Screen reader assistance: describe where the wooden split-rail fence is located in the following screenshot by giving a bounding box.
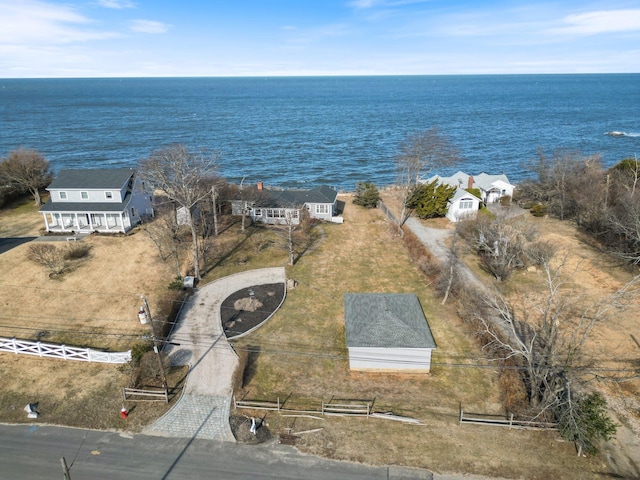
[122,387,169,403]
[459,404,556,430]
[0,337,131,364]
[233,394,422,424]
[234,395,372,417]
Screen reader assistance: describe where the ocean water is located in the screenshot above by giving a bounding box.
[0,75,638,190]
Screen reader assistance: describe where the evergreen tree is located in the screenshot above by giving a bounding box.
[557,392,617,456]
[405,180,456,219]
[353,181,380,208]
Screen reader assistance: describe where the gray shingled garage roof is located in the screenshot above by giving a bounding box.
[344,293,436,349]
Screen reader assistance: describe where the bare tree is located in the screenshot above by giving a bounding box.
[27,243,67,277]
[0,148,52,206]
[139,202,184,277]
[140,145,218,280]
[396,127,459,225]
[461,214,538,281]
[438,231,462,305]
[471,254,638,451]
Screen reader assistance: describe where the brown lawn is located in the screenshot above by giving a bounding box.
[0,193,637,478]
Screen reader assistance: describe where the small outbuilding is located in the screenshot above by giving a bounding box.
[344,293,436,372]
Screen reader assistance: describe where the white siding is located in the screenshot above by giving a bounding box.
[446,196,480,222]
[48,188,125,203]
[348,347,432,372]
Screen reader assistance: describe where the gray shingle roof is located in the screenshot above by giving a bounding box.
[344,293,436,349]
[47,168,135,190]
[266,185,337,208]
[39,197,131,213]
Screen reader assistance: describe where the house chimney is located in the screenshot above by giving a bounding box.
[467,176,474,190]
[257,181,263,190]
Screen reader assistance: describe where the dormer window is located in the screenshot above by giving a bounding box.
[105,191,113,199]
[81,191,88,199]
[59,192,67,200]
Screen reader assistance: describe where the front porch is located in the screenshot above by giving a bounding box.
[42,211,129,234]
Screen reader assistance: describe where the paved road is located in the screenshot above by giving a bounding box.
[0,424,442,480]
[0,423,504,480]
[144,267,287,442]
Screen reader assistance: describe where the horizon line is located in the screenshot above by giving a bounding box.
[2,72,639,80]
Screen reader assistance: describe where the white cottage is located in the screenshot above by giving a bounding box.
[40,168,153,234]
[344,293,436,372]
[424,171,515,222]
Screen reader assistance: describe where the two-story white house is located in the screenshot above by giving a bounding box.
[39,168,154,234]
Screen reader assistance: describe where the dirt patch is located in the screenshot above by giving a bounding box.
[229,414,272,443]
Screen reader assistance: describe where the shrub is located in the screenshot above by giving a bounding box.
[64,242,91,260]
[27,243,67,276]
[499,195,512,206]
[168,276,183,290]
[530,204,547,217]
[353,181,381,208]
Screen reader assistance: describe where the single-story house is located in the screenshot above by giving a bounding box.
[423,171,515,222]
[344,293,436,372]
[40,168,154,234]
[232,183,340,225]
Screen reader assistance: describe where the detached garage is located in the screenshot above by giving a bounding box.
[344,293,436,372]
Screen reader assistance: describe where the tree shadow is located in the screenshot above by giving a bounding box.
[242,345,261,388]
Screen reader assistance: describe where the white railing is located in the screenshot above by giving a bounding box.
[0,337,131,364]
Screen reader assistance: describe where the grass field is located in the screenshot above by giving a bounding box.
[0,194,631,478]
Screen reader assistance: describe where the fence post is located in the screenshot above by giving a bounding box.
[37,341,42,357]
[509,413,514,429]
[12,338,17,354]
[122,388,127,403]
[277,397,280,412]
[321,401,324,415]
[459,402,462,425]
[164,388,169,404]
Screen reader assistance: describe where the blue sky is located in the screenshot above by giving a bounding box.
[1,0,639,77]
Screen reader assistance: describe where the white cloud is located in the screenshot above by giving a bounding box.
[349,0,431,10]
[0,0,120,44]
[97,0,136,9]
[129,19,171,34]
[554,9,640,35]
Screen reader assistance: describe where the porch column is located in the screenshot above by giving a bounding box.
[103,213,109,231]
[42,213,50,232]
[87,213,94,231]
[73,213,79,230]
[119,212,125,233]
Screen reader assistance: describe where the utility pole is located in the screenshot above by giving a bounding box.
[60,457,71,480]
[141,295,168,389]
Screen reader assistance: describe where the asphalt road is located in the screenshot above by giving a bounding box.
[0,424,436,480]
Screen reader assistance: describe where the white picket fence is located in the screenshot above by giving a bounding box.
[0,337,131,364]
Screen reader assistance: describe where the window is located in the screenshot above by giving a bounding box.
[315,204,329,215]
[81,191,88,199]
[59,192,67,200]
[105,191,113,199]
[459,199,474,210]
[266,208,286,218]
